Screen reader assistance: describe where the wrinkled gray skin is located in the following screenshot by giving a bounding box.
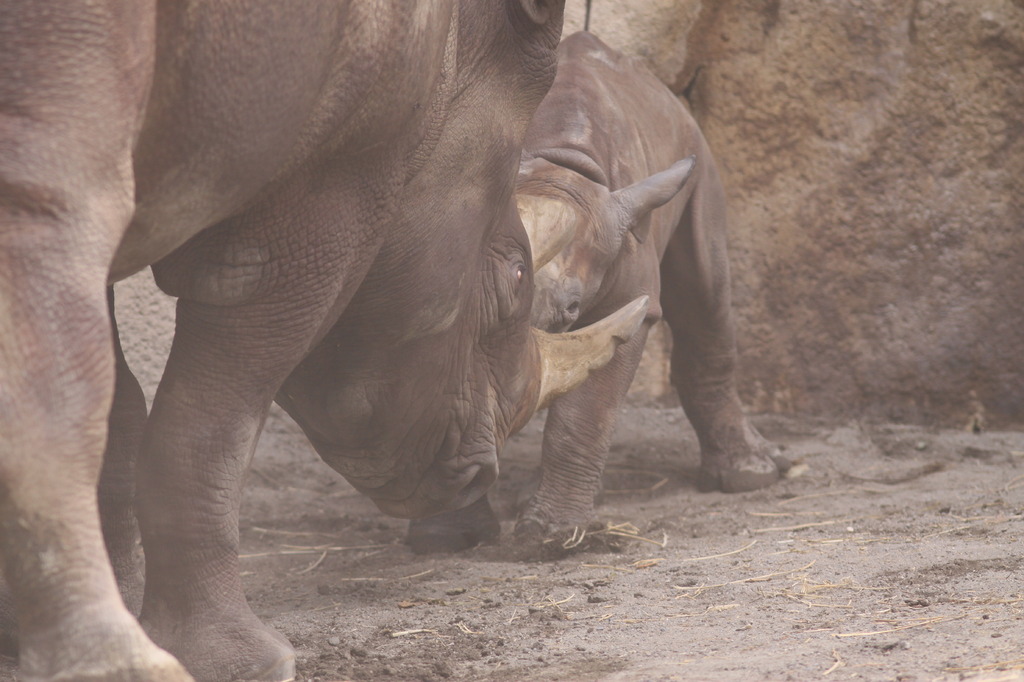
[408,32,785,553]
[0,2,569,680]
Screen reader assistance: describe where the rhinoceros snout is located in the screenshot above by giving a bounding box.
[444,461,498,513]
[531,283,582,333]
[369,458,498,520]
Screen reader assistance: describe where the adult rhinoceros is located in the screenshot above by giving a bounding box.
[0,4,647,681]
[407,31,787,553]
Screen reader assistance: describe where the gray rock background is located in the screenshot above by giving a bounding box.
[117,0,1024,429]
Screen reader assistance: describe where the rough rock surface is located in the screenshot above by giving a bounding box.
[567,0,1024,427]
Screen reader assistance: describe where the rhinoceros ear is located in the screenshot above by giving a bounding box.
[518,194,578,270]
[610,156,696,244]
[532,295,649,411]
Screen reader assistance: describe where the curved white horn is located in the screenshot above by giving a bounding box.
[533,295,650,411]
[517,194,578,270]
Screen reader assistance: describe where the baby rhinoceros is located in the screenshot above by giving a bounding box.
[408,31,787,553]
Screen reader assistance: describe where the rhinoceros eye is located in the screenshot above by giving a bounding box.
[494,258,526,324]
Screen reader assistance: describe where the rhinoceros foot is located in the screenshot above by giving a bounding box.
[513,507,594,541]
[18,605,192,682]
[405,495,501,554]
[512,474,599,543]
[510,517,620,560]
[22,651,191,682]
[514,487,601,541]
[142,607,293,682]
[697,422,790,493]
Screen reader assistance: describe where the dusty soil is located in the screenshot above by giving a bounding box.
[243,405,1023,682]
[4,405,1023,681]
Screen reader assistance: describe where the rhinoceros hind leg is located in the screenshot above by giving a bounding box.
[659,163,786,494]
[696,420,790,493]
[406,495,501,554]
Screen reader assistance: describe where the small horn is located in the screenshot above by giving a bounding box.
[518,194,578,270]
[611,156,696,243]
[533,295,650,411]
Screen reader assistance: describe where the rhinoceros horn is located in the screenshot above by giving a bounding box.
[609,156,696,244]
[517,194,578,270]
[533,295,649,411]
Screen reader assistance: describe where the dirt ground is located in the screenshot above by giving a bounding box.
[238,404,1023,682]
[3,404,1022,681]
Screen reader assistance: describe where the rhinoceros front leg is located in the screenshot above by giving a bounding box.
[138,186,377,682]
[0,290,149,661]
[516,320,652,537]
[660,172,786,493]
[0,270,185,682]
[0,2,191,679]
[136,313,294,682]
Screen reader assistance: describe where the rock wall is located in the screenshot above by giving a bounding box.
[572,0,1024,427]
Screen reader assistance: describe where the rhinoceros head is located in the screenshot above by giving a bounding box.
[276,195,648,519]
[273,0,649,519]
[517,154,696,332]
